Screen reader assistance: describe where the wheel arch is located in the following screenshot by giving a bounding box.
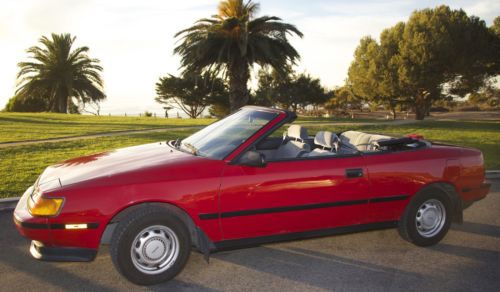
[100,201,215,259]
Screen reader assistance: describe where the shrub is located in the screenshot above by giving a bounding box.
[456,106,481,112]
[430,106,450,112]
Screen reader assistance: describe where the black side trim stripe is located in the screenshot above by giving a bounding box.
[369,195,409,203]
[221,199,369,219]
[16,221,49,229]
[214,221,399,251]
[199,195,409,220]
[199,213,219,220]
[50,223,99,229]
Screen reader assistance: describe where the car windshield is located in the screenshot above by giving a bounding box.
[179,108,279,160]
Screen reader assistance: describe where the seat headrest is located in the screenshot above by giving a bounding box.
[314,131,339,149]
[287,125,308,141]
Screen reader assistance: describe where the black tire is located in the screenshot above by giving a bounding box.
[110,206,191,285]
[398,188,452,246]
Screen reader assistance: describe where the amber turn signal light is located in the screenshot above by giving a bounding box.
[28,196,64,216]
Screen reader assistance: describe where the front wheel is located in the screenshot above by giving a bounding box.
[110,207,191,285]
[398,189,452,246]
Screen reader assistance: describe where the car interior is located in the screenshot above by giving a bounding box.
[254,124,427,161]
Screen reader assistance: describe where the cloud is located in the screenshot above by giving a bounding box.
[289,13,404,88]
[461,0,500,24]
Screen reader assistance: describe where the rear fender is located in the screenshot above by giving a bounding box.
[416,182,463,223]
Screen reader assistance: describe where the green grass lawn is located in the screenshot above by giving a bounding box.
[1,116,498,198]
[0,129,193,198]
[0,112,214,143]
[0,112,387,144]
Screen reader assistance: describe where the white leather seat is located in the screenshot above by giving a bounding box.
[273,125,310,159]
[309,131,339,157]
[340,131,392,151]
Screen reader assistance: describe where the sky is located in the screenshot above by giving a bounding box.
[0,0,498,116]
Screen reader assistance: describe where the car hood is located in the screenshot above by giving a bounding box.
[37,142,192,191]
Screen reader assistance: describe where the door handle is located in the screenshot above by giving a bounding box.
[345,168,363,178]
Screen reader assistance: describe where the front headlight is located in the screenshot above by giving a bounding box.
[28,190,64,217]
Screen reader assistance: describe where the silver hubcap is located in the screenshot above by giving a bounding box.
[130,225,179,275]
[415,199,446,238]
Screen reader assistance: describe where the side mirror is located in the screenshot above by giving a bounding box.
[238,150,267,168]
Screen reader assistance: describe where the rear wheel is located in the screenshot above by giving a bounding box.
[110,207,190,285]
[398,189,452,246]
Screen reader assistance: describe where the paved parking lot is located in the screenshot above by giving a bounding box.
[1,180,499,291]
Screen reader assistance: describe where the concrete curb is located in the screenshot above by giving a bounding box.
[486,170,500,179]
[0,197,20,212]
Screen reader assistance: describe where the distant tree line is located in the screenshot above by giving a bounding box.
[157,3,499,120]
[3,1,499,121]
[156,66,332,118]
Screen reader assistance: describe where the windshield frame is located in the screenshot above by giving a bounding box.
[177,106,291,161]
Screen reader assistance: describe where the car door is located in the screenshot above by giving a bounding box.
[217,155,370,240]
[363,150,431,223]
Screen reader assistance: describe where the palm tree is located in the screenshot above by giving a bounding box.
[174,0,303,112]
[16,33,105,113]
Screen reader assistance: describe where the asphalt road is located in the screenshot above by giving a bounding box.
[1,181,499,291]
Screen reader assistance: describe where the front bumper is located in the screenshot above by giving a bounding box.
[13,186,100,261]
[30,240,97,262]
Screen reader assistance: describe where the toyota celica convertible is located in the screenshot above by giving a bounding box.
[14,106,490,285]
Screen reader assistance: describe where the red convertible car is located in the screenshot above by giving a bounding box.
[14,106,490,285]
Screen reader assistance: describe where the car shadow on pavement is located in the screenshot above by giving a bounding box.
[431,243,500,263]
[149,279,217,292]
[452,222,500,238]
[0,247,116,291]
[0,212,115,291]
[0,211,215,291]
[213,244,426,291]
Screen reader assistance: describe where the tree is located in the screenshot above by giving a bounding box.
[252,68,279,107]
[208,96,231,118]
[468,86,499,108]
[155,73,228,119]
[348,6,498,120]
[325,86,363,115]
[4,93,81,113]
[4,94,49,112]
[280,73,329,112]
[79,100,101,116]
[377,23,406,119]
[254,68,329,112]
[16,33,105,113]
[174,0,303,113]
[397,6,498,119]
[492,16,500,35]
[348,24,405,120]
[347,37,385,115]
